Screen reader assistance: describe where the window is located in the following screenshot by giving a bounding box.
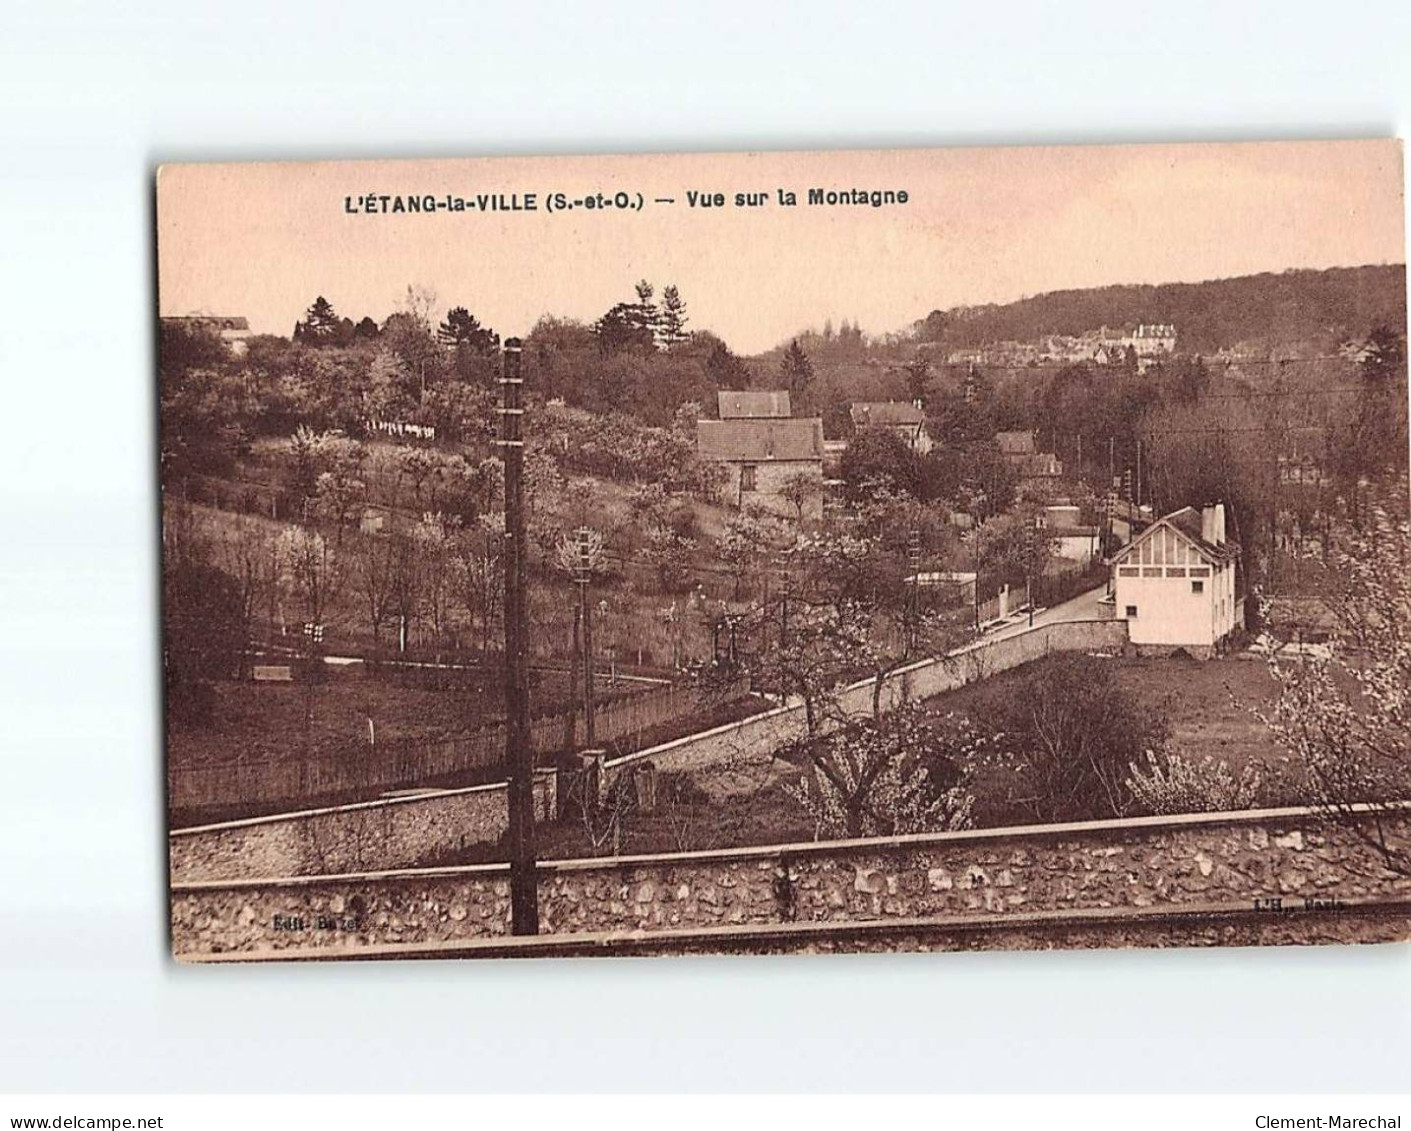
[1191,580,1204,594]
[1125,605,1138,618]
[740,464,757,492]
[1118,567,1139,577]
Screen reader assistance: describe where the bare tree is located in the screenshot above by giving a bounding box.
[726,493,976,834]
[351,532,397,650]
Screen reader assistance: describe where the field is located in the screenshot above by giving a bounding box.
[166,664,586,770]
[933,650,1290,778]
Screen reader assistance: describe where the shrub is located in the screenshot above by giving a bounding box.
[1126,748,1263,816]
[984,654,1168,822]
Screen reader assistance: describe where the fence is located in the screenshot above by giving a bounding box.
[177,473,296,521]
[169,677,749,820]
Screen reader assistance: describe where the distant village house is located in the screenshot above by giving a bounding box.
[996,430,1063,480]
[1043,504,1101,567]
[162,314,252,355]
[849,401,934,454]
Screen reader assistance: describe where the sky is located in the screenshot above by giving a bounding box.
[157,140,1405,355]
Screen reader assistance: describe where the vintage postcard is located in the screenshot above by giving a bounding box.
[158,141,1409,962]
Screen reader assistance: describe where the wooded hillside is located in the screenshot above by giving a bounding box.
[918,265,1406,355]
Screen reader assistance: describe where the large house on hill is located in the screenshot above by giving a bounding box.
[850,401,934,454]
[161,314,252,355]
[697,416,825,520]
[1109,503,1242,658]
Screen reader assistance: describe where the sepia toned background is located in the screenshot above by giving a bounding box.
[158,142,1403,353]
[5,0,1411,1098]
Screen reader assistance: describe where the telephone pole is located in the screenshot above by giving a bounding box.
[576,526,597,748]
[905,528,922,657]
[498,338,538,935]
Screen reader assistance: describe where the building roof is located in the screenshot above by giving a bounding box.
[717,390,792,419]
[850,401,925,428]
[697,418,824,462]
[1111,505,1241,566]
[163,315,251,332]
[996,430,1036,455]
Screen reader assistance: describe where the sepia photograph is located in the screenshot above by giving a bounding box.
[156,141,1410,963]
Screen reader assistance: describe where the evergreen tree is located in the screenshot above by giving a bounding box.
[295,296,340,343]
[903,356,932,406]
[595,282,660,355]
[1355,325,1408,475]
[780,339,814,402]
[658,284,689,348]
[437,306,500,355]
[704,337,750,389]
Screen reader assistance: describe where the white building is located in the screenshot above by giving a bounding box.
[1109,503,1241,658]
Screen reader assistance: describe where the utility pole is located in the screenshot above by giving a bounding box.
[1135,438,1143,511]
[576,526,596,748]
[906,528,922,657]
[1026,516,1043,627]
[498,338,538,936]
[1269,361,1289,597]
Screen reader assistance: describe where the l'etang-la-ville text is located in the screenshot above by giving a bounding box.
[1256,1117,1402,1128]
[343,187,910,214]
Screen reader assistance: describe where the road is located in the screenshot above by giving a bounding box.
[980,582,1111,642]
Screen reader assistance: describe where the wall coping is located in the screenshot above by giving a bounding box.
[176,894,1411,963]
[171,799,1411,894]
[170,768,557,838]
[602,613,1122,772]
[602,697,797,770]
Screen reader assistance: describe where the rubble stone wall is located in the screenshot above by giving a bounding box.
[170,772,556,883]
[172,805,1411,957]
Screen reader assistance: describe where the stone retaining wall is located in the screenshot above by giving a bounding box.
[605,617,1128,780]
[186,900,1411,961]
[169,618,1125,884]
[170,772,556,883]
[171,804,1411,957]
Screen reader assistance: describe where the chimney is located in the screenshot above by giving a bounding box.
[1202,503,1226,546]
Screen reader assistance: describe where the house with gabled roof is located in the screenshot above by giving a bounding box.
[162,314,252,355]
[1108,503,1242,657]
[697,416,825,520]
[996,430,1063,480]
[850,401,934,454]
